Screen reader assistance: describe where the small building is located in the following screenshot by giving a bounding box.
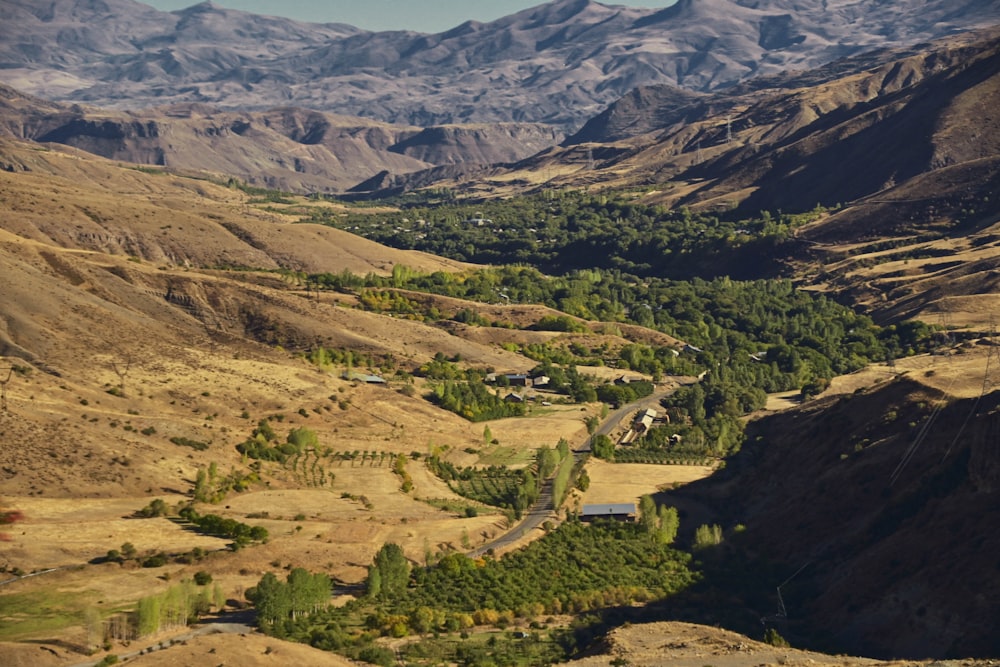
[504,374,530,387]
[634,408,657,432]
[504,392,525,403]
[532,375,551,388]
[486,372,530,387]
[342,371,387,384]
[580,503,637,523]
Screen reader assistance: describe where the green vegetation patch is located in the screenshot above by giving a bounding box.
[176,507,268,550]
[0,586,99,642]
[307,191,818,279]
[169,436,209,451]
[430,459,526,509]
[249,520,696,664]
[307,266,931,458]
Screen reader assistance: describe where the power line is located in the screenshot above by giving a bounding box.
[889,371,960,487]
[941,322,1000,462]
[891,322,997,485]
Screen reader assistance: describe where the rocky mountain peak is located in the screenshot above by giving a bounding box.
[1,0,997,130]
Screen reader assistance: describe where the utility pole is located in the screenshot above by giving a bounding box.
[111,354,132,398]
[981,319,1000,397]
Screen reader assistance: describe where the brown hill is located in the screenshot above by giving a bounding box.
[532,25,1000,214]
[0,137,470,275]
[668,357,1000,658]
[3,0,998,131]
[0,87,562,193]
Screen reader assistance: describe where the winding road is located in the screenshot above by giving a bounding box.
[468,385,682,557]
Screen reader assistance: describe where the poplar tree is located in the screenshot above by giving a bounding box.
[657,506,679,545]
[368,543,411,601]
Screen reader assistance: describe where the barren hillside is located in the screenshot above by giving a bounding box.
[2,0,998,130]
[665,347,1000,657]
[0,89,561,192]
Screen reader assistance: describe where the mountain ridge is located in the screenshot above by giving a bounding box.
[2,0,999,130]
[0,85,562,191]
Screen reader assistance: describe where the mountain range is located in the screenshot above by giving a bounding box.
[2,0,1000,131]
[0,85,561,191]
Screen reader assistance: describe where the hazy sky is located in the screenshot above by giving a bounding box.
[141,1,679,33]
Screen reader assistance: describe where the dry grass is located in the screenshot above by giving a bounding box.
[0,496,225,571]
[122,632,361,667]
[577,459,715,508]
[562,620,914,667]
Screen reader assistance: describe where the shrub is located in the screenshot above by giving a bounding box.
[141,552,169,568]
[136,498,169,518]
[763,627,790,647]
[170,436,209,451]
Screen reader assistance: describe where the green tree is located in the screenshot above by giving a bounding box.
[136,498,169,518]
[193,467,210,502]
[591,434,614,460]
[136,595,161,637]
[639,495,658,536]
[557,438,570,459]
[286,427,318,453]
[120,542,137,560]
[764,627,790,647]
[286,567,331,618]
[657,506,679,545]
[368,543,411,601]
[536,446,559,480]
[693,523,723,550]
[250,572,291,625]
[411,605,437,634]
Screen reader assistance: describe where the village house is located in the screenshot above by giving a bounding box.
[342,371,387,384]
[580,503,637,523]
[486,372,531,387]
[634,408,657,433]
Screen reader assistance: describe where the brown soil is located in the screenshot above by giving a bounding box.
[563,621,931,667]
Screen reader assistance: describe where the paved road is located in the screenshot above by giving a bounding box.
[586,386,680,450]
[468,385,680,557]
[0,566,67,587]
